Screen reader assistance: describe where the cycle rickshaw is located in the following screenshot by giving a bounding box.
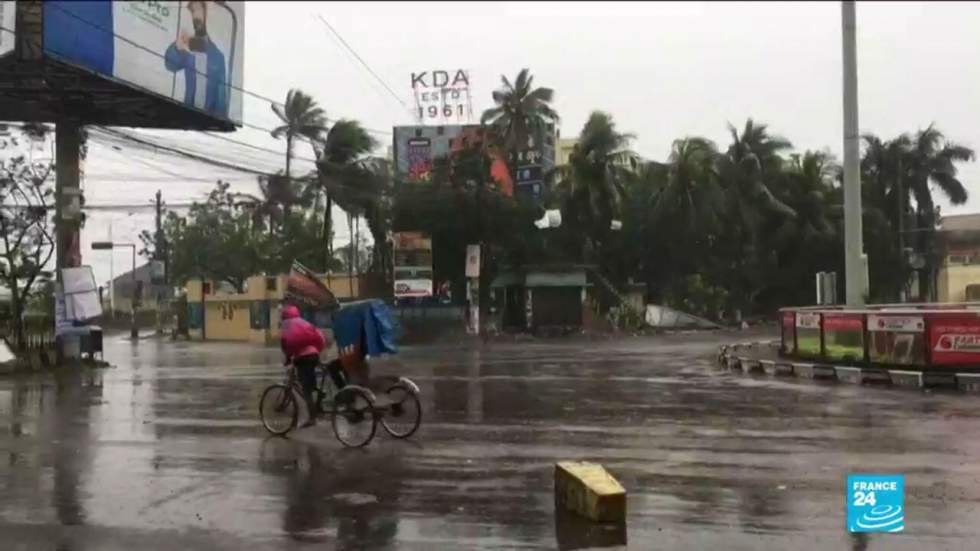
[258,264,421,447]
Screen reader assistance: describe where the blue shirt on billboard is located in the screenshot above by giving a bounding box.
[164,39,228,119]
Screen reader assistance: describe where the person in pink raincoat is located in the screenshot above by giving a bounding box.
[280,304,327,427]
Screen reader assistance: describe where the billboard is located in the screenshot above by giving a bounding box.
[43,1,244,125]
[0,0,14,58]
[393,231,433,299]
[393,125,516,196]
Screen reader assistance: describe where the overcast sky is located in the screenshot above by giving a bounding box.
[78,0,980,288]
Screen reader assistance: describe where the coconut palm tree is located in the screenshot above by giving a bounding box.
[902,125,975,299]
[557,111,636,259]
[313,119,378,269]
[270,89,328,179]
[480,68,559,177]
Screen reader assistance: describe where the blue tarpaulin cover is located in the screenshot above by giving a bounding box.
[332,299,398,357]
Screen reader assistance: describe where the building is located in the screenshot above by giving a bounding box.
[105,262,172,315]
[936,213,980,302]
[489,264,592,332]
[556,137,637,170]
[557,137,578,167]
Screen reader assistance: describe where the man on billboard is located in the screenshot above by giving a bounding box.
[164,1,228,118]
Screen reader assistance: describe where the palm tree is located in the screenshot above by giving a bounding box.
[314,120,379,269]
[716,119,796,318]
[651,137,724,248]
[557,111,636,259]
[903,125,975,299]
[271,89,328,179]
[480,68,559,179]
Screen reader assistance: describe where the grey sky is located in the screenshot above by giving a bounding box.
[79,0,980,287]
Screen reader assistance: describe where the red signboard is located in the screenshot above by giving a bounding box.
[930,314,980,365]
[823,314,863,332]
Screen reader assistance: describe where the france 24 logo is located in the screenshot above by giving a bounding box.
[847,474,904,533]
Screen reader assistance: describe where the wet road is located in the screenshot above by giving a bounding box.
[2,331,980,550]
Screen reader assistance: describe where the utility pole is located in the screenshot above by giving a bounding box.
[154,189,163,335]
[55,121,83,360]
[841,0,866,306]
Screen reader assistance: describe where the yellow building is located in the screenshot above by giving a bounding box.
[557,138,578,167]
[936,213,980,302]
[185,273,365,344]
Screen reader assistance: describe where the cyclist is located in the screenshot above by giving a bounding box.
[280,304,327,427]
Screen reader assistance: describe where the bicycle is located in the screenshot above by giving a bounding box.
[259,361,422,448]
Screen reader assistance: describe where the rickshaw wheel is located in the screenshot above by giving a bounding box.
[259,384,299,436]
[380,383,422,439]
[331,386,377,448]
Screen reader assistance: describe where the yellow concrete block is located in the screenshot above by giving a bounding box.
[555,461,626,522]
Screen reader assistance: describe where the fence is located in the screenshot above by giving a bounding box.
[780,302,980,370]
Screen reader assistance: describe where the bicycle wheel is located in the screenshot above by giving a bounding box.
[330,386,377,448]
[380,383,422,439]
[259,384,299,436]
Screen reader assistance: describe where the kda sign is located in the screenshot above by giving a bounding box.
[411,69,473,124]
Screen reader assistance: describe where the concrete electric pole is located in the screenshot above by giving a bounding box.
[841,0,866,306]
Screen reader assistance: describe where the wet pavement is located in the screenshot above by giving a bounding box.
[2,330,980,550]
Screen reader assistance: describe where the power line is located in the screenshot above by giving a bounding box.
[315,14,409,112]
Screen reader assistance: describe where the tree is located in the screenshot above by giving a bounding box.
[556,111,637,262]
[716,119,796,318]
[859,126,975,300]
[271,89,328,217]
[905,124,975,299]
[142,182,270,292]
[481,68,559,180]
[313,119,379,268]
[0,127,56,351]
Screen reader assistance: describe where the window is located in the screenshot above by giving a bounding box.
[266,277,277,291]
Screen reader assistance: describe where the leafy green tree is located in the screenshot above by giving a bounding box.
[0,128,55,350]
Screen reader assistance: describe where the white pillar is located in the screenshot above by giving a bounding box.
[842,0,866,306]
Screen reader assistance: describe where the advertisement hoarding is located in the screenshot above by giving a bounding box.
[868,314,925,366]
[43,1,244,125]
[393,232,433,299]
[393,125,515,195]
[781,311,795,354]
[0,0,14,58]
[795,312,821,355]
[930,314,980,365]
[822,313,864,361]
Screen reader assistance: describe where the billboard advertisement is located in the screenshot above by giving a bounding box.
[393,231,433,299]
[0,0,14,58]
[43,1,244,125]
[868,314,925,366]
[822,313,863,361]
[393,125,514,195]
[930,313,980,366]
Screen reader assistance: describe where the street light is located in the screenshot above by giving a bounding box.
[92,241,138,340]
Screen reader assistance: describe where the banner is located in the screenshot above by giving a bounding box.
[0,0,14,58]
[43,1,244,124]
[284,261,337,309]
[930,314,980,365]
